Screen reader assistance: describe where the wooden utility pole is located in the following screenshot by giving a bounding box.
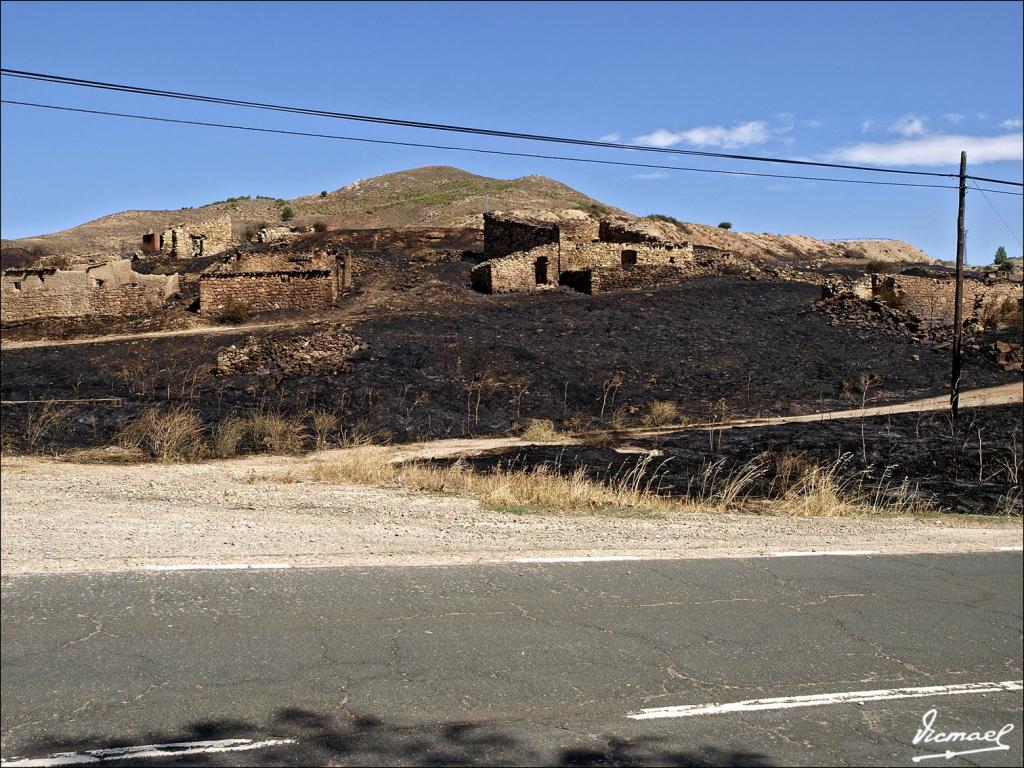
[950,151,967,422]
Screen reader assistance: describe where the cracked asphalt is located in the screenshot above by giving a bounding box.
[1,552,1021,766]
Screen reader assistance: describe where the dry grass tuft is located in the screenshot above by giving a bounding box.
[519,418,562,443]
[213,416,248,459]
[309,409,340,450]
[247,412,306,454]
[643,400,681,427]
[117,406,207,462]
[309,448,671,517]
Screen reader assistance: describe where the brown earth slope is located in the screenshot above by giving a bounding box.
[1,166,934,267]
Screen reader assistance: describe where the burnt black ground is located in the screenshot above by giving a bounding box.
[1,268,1014,442]
[437,405,1024,515]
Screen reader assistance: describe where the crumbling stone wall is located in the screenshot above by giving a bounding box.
[143,215,232,258]
[199,270,338,316]
[471,244,559,293]
[483,213,559,259]
[473,214,694,294]
[1,259,179,323]
[586,265,691,293]
[865,272,1022,323]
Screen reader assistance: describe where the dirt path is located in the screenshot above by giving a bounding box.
[332,383,1022,464]
[0,317,319,350]
[1,453,1019,575]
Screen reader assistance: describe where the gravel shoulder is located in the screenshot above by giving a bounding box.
[2,454,1020,575]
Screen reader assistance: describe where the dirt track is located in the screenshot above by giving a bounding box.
[371,383,1023,463]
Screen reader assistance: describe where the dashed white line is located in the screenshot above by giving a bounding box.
[770,550,878,558]
[0,738,296,767]
[143,563,292,572]
[511,556,643,563]
[626,680,1023,720]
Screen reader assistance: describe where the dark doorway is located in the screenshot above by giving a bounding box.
[621,250,637,268]
[535,256,549,284]
[141,233,157,253]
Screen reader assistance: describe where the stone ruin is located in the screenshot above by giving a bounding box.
[141,215,232,259]
[470,213,712,294]
[0,258,179,323]
[842,269,1022,325]
[198,248,353,317]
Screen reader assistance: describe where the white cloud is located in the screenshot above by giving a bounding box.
[824,133,1024,166]
[631,171,669,180]
[632,121,772,149]
[861,118,876,133]
[802,119,824,129]
[597,132,621,142]
[1000,118,1023,130]
[889,113,929,137]
[976,112,989,120]
[944,113,964,124]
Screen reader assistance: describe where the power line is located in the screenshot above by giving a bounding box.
[6,99,1020,196]
[4,67,1020,187]
[970,179,1024,249]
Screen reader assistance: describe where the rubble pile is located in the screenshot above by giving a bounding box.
[215,325,366,378]
[810,290,1023,372]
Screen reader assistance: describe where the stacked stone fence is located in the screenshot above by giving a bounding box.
[199,270,337,316]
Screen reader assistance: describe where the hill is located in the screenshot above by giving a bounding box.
[1,165,933,267]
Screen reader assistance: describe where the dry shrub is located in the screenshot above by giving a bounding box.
[644,400,680,427]
[213,416,248,459]
[520,418,561,442]
[23,403,69,454]
[117,406,207,462]
[247,411,306,454]
[979,297,1023,330]
[217,299,253,325]
[309,409,339,450]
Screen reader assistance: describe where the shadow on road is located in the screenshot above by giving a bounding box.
[12,707,776,766]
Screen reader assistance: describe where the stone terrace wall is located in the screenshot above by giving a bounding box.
[199,271,337,316]
[483,214,559,260]
[869,273,1022,322]
[587,264,688,293]
[1,259,178,323]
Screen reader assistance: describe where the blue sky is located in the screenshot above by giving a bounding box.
[1,1,1021,264]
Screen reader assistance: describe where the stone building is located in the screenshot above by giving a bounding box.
[198,249,353,317]
[1,258,179,323]
[855,269,1022,324]
[141,215,232,259]
[470,213,693,294]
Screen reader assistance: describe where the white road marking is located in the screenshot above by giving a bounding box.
[143,563,292,572]
[511,556,643,563]
[627,680,1023,720]
[0,738,295,767]
[998,546,1023,552]
[770,550,878,557]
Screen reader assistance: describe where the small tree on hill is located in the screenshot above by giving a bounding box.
[320,191,328,198]
[994,245,1010,269]
[717,221,732,230]
[281,206,295,222]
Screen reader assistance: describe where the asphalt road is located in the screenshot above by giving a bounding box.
[2,552,1021,767]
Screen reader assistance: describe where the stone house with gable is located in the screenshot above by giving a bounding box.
[198,248,353,317]
[141,215,232,259]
